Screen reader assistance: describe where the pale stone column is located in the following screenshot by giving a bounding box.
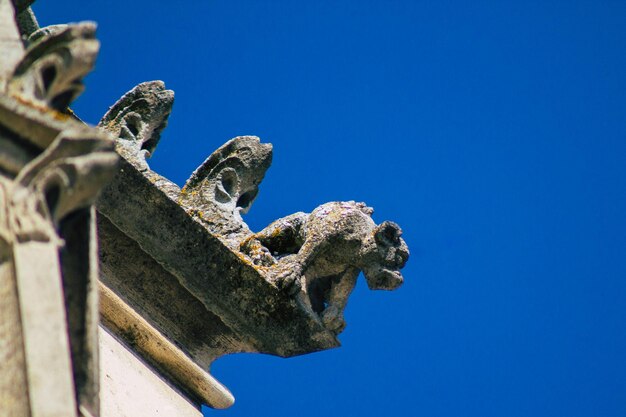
[0,2,118,414]
[13,240,78,417]
[0,180,30,417]
[0,0,24,89]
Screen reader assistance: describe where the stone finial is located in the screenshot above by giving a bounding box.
[99,81,174,169]
[7,22,99,112]
[179,136,273,240]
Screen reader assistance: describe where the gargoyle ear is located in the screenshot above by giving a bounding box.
[214,167,239,204]
[374,221,402,246]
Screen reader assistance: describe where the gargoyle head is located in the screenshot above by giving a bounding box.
[181,136,272,232]
[359,221,409,290]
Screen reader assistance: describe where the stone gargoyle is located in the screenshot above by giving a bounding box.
[241,201,409,334]
[100,82,409,335]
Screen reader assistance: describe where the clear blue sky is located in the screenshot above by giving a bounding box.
[35,1,626,416]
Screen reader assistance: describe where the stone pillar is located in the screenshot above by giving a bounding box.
[0,2,118,416]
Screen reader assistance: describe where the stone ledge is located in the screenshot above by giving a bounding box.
[99,283,234,409]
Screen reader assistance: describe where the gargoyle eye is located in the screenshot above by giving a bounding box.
[221,170,237,196]
[119,113,143,141]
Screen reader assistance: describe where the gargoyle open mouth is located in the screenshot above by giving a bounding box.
[236,187,258,214]
[366,267,404,291]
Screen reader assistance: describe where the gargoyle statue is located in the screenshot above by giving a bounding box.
[242,201,409,334]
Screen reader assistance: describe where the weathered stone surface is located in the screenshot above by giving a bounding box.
[98,214,249,368]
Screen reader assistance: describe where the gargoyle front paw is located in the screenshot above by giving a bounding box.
[240,237,276,267]
[252,246,275,267]
[321,305,346,334]
[274,269,302,296]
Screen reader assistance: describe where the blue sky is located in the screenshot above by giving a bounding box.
[35,1,626,416]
